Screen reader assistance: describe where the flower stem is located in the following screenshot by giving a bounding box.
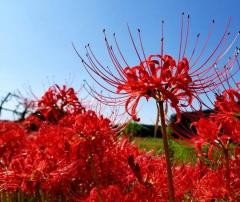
[90,154,103,202]
[154,101,160,138]
[158,101,175,202]
[223,148,231,195]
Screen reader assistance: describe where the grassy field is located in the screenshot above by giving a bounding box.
[133,137,196,164]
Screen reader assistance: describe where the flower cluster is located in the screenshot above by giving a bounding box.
[0,84,240,201]
[0,85,193,201]
[23,85,85,131]
[192,88,240,155]
[189,87,240,201]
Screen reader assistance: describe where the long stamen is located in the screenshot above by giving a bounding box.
[86,43,122,83]
[73,44,126,94]
[182,14,190,58]
[190,19,215,68]
[197,76,215,107]
[160,20,165,69]
[138,29,152,75]
[223,66,233,89]
[85,48,122,85]
[84,82,128,106]
[189,33,200,63]
[178,12,185,62]
[113,33,129,67]
[82,61,121,94]
[217,31,240,61]
[127,24,142,62]
[102,30,127,81]
[190,18,232,76]
[214,65,227,91]
[192,45,239,90]
[137,29,147,62]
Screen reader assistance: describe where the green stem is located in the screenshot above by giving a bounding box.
[158,101,175,202]
[154,101,160,138]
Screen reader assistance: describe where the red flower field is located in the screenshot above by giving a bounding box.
[0,83,239,201]
[1,14,240,201]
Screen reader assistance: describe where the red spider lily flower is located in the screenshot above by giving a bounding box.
[192,87,240,148]
[190,154,240,201]
[192,118,221,145]
[73,14,240,122]
[37,85,85,120]
[192,168,231,201]
[189,87,240,199]
[0,122,25,167]
[23,85,85,129]
[212,88,240,142]
[116,54,193,122]
[191,103,239,159]
[215,87,240,120]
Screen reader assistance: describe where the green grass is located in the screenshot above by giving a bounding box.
[133,137,196,164]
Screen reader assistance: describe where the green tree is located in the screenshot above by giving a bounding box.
[124,121,142,140]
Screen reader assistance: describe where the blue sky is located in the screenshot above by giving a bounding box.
[0,0,239,123]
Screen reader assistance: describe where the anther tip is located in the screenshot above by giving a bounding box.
[161,20,164,24]
[197,33,200,37]
[137,28,140,32]
[212,19,215,23]
[103,29,106,33]
[187,14,190,19]
[182,12,185,15]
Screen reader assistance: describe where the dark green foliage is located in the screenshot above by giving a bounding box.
[124,122,162,138]
[169,110,213,139]
[124,121,142,138]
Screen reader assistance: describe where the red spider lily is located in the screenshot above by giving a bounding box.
[189,86,240,201]
[215,87,240,120]
[190,153,240,201]
[23,85,85,130]
[192,118,221,147]
[171,84,240,142]
[37,85,85,120]
[192,168,231,201]
[213,88,240,143]
[73,15,240,122]
[116,54,193,122]
[0,122,25,167]
[191,87,240,152]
